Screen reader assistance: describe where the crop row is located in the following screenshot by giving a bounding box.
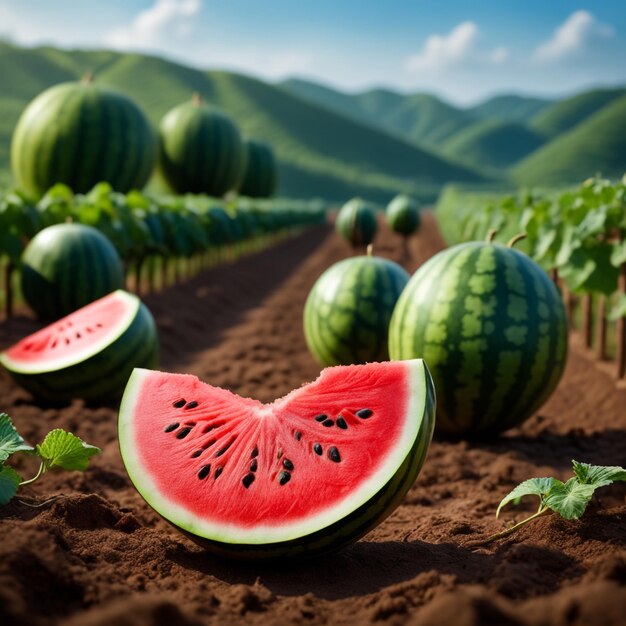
[0,182,327,316]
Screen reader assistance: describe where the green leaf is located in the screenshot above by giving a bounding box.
[0,464,22,505]
[543,478,596,520]
[496,477,558,517]
[35,429,101,471]
[572,460,626,488]
[0,413,33,462]
[609,295,626,321]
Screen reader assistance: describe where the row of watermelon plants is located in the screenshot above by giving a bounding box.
[0,183,327,318]
[437,175,626,378]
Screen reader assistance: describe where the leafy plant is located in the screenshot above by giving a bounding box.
[479,460,626,544]
[0,413,100,505]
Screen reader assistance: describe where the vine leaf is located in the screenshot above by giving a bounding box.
[543,478,596,520]
[572,460,626,488]
[496,477,557,517]
[0,465,22,505]
[36,430,101,471]
[0,413,33,462]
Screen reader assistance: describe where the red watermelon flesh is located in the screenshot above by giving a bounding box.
[118,359,435,557]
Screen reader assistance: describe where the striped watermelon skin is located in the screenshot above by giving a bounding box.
[389,242,568,436]
[7,301,158,402]
[238,140,278,198]
[386,194,421,236]
[304,256,410,366]
[11,82,156,198]
[180,370,435,560]
[21,224,124,320]
[159,99,246,196]
[335,198,378,247]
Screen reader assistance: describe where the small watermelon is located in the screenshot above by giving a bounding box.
[386,195,421,236]
[238,140,278,198]
[118,359,435,559]
[389,241,568,437]
[0,290,158,401]
[21,223,124,320]
[304,255,409,366]
[11,78,156,198]
[158,95,246,196]
[335,198,378,247]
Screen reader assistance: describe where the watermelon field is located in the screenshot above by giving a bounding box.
[1,212,625,626]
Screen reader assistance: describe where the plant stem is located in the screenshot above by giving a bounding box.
[472,506,552,546]
[19,462,45,486]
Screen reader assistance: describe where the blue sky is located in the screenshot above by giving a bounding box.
[1,1,625,104]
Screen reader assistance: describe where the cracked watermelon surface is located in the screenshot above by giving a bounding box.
[118,359,435,559]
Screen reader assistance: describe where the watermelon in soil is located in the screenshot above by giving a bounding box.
[0,290,158,401]
[118,359,435,559]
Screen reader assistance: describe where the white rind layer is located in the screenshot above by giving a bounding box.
[118,359,429,545]
[0,290,140,374]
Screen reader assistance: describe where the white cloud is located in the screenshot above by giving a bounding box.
[103,0,202,50]
[534,10,613,62]
[405,21,508,73]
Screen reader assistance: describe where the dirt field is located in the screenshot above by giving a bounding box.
[1,214,625,626]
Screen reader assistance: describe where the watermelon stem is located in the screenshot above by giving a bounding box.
[366,244,373,257]
[486,229,498,242]
[507,233,527,248]
[19,461,46,486]
[472,505,551,546]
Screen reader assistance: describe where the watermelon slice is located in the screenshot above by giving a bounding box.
[0,290,158,401]
[118,359,435,559]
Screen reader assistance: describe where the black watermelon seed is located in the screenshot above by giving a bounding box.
[172,399,186,408]
[356,408,373,419]
[278,471,291,485]
[328,447,341,463]
[176,427,192,439]
[164,423,179,433]
[242,474,255,488]
[322,419,334,427]
[313,443,322,455]
[184,401,199,410]
[283,458,294,471]
[277,450,283,459]
[251,446,258,458]
[250,459,258,472]
[314,414,328,422]
[214,467,223,479]
[204,439,216,448]
[197,465,211,479]
[203,425,214,434]
[294,431,302,441]
[215,441,233,457]
[191,449,203,458]
[336,417,348,429]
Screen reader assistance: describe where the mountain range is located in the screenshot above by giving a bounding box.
[0,41,625,203]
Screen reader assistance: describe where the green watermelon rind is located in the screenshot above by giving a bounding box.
[118,359,435,552]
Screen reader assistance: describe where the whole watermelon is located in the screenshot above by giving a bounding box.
[239,140,278,198]
[389,241,568,437]
[159,95,246,196]
[21,223,124,320]
[386,194,421,236]
[335,198,378,247]
[11,79,156,198]
[304,255,409,365]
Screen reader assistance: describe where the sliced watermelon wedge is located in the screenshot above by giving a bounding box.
[118,360,435,559]
[0,290,158,401]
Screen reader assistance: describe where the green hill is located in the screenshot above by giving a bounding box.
[530,88,626,138]
[469,95,551,124]
[0,44,485,203]
[514,94,626,186]
[441,119,546,170]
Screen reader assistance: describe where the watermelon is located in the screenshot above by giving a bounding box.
[335,198,378,247]
[11,79,156,198]
[159,95,246,196]
[238,140,278,198]
[388,241,568,437]
[0,290,158,402]
[21,223,124,320]
[304,255,409,366]
[118,359,435,559]
[386,195,421,236]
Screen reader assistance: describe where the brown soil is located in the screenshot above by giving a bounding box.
[1,214,625,626]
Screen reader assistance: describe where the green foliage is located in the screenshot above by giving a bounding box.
[0,413,101,505]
